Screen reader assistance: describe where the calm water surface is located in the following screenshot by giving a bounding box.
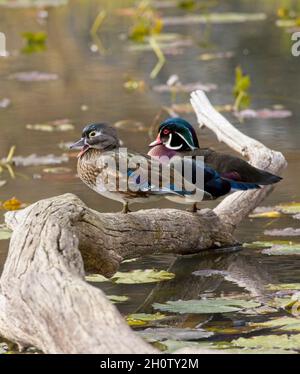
[0,0,300,350]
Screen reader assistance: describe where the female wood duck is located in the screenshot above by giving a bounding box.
[148,117,281,211]
[70,123,210,213]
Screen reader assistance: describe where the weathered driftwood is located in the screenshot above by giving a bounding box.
[0,90,287,353]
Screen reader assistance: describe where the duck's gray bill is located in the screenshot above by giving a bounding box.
[70,138,85,149]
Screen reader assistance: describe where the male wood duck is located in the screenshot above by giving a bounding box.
[70,123,209,213]
[148,117,281,211]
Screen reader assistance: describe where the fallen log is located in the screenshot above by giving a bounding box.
[0,90,287,353]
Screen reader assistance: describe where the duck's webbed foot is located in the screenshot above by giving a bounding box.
[121,202,131,214]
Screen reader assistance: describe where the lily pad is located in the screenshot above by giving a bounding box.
[153,81,217,93]
[26,119,74,132]
[244,240,295,249]
[138,327,213,342]
[0,98,11,108]
[9,71,58,82]
[249,211,282,218]
[1,197,23,211]
[0,225,11,240]
[12,154,68,167]
[107,295,129,304]
[153,298,260,314]
[112,269,175,284]
[198,51,234,61]
[126,312,166,326]
[0,0,68,7]
[22,31,47,54]
[236,108,292,120]
[85,274,108,283]
[262,243,300,255]
[277,203,300,215]
[267,283,300,291]
[158,339,215,353]
[162,13,267,26]
[42,167,72,174]
[250,317,300,332]
[264,228,300,237]
[231,334,300,352]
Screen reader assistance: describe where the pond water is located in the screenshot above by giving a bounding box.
[0,0,300,353]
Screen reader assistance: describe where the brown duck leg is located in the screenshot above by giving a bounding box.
[188,202,198,213]
[121,202,131,214]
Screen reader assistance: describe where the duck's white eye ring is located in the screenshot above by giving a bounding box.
[89,131,97,138]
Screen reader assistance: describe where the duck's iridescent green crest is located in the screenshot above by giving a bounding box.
[150,117,199,151]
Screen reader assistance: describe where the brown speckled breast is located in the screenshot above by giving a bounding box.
[77,148,104,188]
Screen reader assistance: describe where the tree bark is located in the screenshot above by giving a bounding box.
[0,90,287,353]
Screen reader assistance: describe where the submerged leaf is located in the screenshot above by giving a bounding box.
[112,269,175,284]
[153,298,260,314]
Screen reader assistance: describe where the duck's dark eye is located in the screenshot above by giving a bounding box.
[89,131,97,138]
[163,129,170,135]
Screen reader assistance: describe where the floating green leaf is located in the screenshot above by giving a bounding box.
[158,339,215,353]
[277,203,300,215]
[243,240,297,249]
[153,298,260,314]
[139,327,213,342]
[107,295,129,304]
[0,225,11,240]
[233,66,251,111]
[85,274,108,283]
[231,334,300,352]
[112,269,175,284]
[250,317,300,332]
[262,243,300,255]
[267,283,300,291]
[26,119,74,132]
[22,32,47,54]
[126,312,166,326]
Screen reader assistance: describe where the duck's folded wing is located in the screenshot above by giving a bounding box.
[200,149,282,185]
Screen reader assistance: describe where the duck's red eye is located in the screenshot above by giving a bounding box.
[163,129,170,135]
